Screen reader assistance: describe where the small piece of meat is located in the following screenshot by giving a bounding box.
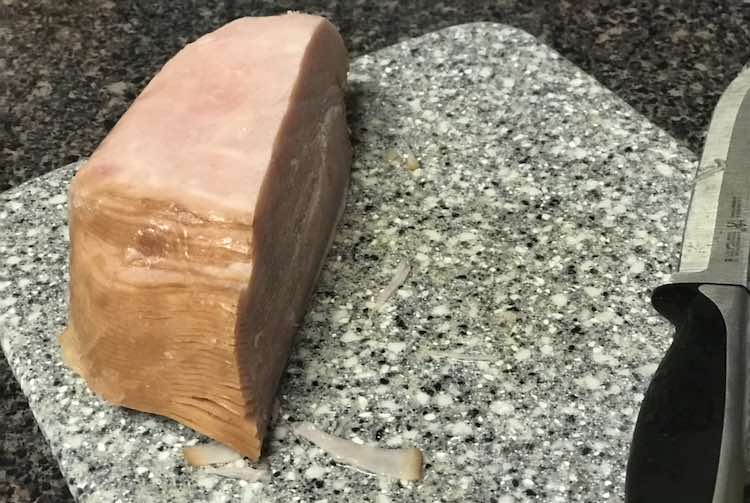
[60,13,351,460]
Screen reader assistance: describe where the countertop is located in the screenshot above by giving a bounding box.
[1,1,749,502]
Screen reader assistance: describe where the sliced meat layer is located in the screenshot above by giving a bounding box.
[61,13,351,460]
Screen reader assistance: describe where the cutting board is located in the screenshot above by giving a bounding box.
[0,23,697,502]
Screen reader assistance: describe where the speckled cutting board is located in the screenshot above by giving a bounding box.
[1,23,697,503]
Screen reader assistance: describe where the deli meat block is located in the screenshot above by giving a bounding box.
[60,13,351,460]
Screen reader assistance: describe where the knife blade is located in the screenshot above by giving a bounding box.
[625,66,750,503]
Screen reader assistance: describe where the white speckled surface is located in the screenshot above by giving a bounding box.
[0,23,697,502]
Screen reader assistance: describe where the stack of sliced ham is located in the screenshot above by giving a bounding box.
[61,13,351,460]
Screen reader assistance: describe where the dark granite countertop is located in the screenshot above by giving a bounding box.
[1,1,749,502]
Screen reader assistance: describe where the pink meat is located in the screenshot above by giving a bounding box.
[60,13,351,460]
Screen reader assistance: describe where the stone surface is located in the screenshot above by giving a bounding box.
[1,23,699,502]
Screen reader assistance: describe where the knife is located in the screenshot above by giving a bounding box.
[625,66,750,503]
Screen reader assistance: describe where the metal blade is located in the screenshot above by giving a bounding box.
[678,66,750,287]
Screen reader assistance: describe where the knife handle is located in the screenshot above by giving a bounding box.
[625,283,747,503]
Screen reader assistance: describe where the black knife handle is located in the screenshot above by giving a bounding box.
[625,283,747,503]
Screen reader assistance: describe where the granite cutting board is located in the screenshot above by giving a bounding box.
[0,23,697,502]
